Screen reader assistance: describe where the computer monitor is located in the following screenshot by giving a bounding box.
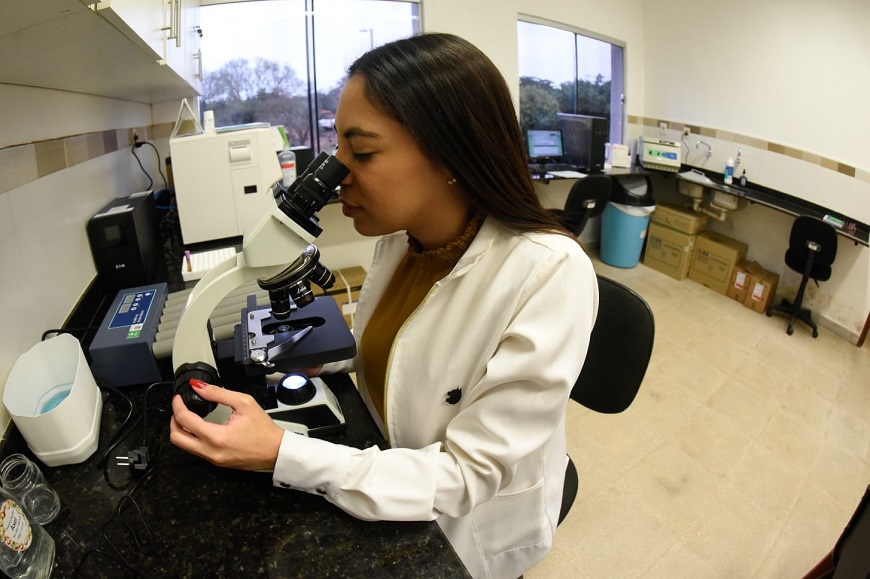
[557,114,608,173]
[527,129,564,161]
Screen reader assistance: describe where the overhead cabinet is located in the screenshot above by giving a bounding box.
[0,0,201,104]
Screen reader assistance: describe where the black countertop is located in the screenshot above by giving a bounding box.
[674,167,869,246]
[1,372,469,578]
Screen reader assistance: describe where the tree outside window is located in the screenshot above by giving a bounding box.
[200,0,419,153]
[518,20,624,147]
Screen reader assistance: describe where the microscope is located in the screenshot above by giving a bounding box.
[172,152,355,435]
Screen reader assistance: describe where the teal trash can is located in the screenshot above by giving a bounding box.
[599,175,655,268]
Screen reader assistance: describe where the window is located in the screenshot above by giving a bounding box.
[200,0,420,153]
[517,19,625,154]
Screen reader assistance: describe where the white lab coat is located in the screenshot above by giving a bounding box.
[273,216,598,578]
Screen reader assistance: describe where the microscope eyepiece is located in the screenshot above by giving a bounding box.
[275,152,349,237]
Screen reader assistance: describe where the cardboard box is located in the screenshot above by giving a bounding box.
[650,202,709,235]
[726,260,765,303]
[643,222,697,281]
[688,231,749,294]
[743,269,779,314]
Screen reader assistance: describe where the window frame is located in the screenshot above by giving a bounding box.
[198,0,421,153]
[517,14,626,146]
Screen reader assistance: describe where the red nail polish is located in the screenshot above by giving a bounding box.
[190,379,207,389]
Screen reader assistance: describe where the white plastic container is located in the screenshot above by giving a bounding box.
[3,334,102,467]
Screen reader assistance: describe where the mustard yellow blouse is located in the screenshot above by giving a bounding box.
[360,214,484,419]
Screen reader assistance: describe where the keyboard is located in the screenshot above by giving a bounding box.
[529,163,578,173]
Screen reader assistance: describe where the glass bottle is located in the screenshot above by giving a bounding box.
[0,487,55,578]
[0,455,60,525]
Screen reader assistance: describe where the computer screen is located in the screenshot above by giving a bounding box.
[527,129,564,160]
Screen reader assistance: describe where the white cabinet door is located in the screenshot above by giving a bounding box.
[94,0,201,97]
[94,0,166,62]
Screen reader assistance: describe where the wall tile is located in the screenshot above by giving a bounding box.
[0,145,38,195]
[102,130,118,154]
[34,139,66,177]
[837,163,856,178]
[65,135,91,167]
[86,133,105,159]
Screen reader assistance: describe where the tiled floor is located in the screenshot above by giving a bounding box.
[529,253,870,579]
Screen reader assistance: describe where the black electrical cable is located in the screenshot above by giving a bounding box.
[140,141,169,191]
[98,381,172,490]
[41,327,99,341]
[130,140,169,193]
[74,381,173,576]
[130,143,154,192]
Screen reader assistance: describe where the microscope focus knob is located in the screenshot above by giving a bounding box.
[277,373,317,406]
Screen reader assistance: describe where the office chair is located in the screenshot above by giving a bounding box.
[766,215,838,337]
[558,276,655,524]
[552,175,612,236]
[802,485,870,579]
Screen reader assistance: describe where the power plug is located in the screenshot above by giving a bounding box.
[683,127,691,137]
[117,447,150,473]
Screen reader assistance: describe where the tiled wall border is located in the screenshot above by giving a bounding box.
[629,115,870,185]
[4,117,868,194]
[0,121,194,196]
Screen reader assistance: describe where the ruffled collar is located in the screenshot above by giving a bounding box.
[406,212,485,266]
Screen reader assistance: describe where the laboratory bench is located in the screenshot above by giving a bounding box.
[0,210,470,578]
[533,164,869,246]
[0,373,468,578]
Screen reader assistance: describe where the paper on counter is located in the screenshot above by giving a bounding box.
[548,170,587,179]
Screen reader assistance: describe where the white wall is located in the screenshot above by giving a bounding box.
[640,0,870,340]
[0,85,155,428]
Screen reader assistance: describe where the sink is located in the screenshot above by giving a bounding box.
[677,169,715,186]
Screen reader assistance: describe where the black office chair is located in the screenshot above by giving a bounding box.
[766,215,838,337]
[552,175,612,236]
[558,276,655,524]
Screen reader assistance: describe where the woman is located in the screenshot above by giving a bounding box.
[171,33,598,579]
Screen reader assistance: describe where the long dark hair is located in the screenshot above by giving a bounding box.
[348,33,571,237]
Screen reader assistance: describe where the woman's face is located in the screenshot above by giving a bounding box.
[334,75,469,248]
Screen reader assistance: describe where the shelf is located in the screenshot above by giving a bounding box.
[0,0,198,104]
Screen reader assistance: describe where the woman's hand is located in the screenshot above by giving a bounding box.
[170,380,285,471]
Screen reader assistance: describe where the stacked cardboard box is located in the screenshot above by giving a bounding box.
[649,202,709,235]
[688,231,749,294]
[312,266,366,328]
[643,203,708,281]
[729,262,779,314]
[727,261,766,303]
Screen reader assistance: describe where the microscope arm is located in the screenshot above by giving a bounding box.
[171,251,287,374]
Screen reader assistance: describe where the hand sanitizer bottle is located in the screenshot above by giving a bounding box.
[724,158,734,184]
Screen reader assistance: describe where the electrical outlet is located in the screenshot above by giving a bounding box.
[683,127,691,137]
[659,122,668,131]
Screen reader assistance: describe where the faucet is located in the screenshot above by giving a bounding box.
[696,140,712,158]
[735,148,742,169]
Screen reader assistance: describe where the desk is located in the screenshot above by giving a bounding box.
[0,373,470,578]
